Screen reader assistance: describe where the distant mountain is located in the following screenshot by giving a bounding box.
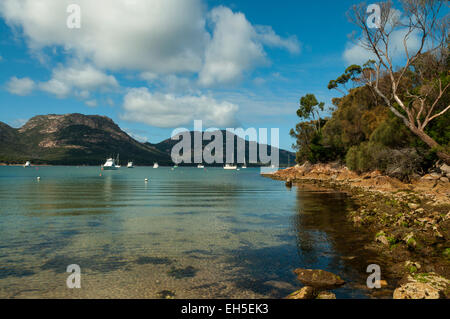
[153,130,295,166]
[0,113,294,166]
[0,114,171,165]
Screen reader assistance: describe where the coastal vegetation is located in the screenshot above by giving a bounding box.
[291,0,449,179]
[282,0,450,299]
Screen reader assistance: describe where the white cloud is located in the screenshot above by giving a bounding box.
[121,87,238,128]
[6,76,35,95]
[199,7,261,86]
[123,128,148,143]
[85,99,98,107]
[39,79,71,98]
[344,8,421,66]
[254,25,300,54]
[0,0,300,90]
[140,72,159,82]
[106,97,115,107]
[344,28,421,65]
[0,0,208,74]
[198,6,300,87]
[39,64,118,98]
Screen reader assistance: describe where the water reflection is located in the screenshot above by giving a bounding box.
[0,167,387,298]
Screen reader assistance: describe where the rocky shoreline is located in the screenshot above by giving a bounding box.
[263,162,450,299]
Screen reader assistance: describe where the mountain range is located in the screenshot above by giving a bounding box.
[0,113,294,166]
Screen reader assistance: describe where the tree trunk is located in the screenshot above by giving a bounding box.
[409,125,450,165]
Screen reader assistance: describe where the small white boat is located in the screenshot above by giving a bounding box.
[24,161,31,168]
[102,156,119,170]
[224,164,237,170]
[127,161,134,168]
[153,163,159,169]
[197,164,205,169]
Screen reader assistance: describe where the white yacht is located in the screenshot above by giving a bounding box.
[153,163,159,169]
[127,161,134,168]
[102,155,119,170]
[197,164,205,169]
[24,161,31,168]
[224,164,238,170]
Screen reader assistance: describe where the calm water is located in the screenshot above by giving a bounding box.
[0,166,388,299]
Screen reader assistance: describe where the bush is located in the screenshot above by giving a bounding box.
[345,141,423,180]
[345,142,385,173]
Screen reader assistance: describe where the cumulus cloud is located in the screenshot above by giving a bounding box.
[1,0,301,126]
[6,76,35,95]
[198,6,300,87]
[121,87,238,128]
[0,1,299,87]
[0,0,208,74]
[39,64,118,98]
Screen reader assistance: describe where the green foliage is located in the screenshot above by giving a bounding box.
[292,54,449,173]
[328,64,362,92]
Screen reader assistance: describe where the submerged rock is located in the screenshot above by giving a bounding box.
[293,268,345,289]
[285,286,317,299]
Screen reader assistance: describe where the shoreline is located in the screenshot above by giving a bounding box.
[263,163,450,299]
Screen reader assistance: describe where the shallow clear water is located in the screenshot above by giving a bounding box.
[0,166,385,299]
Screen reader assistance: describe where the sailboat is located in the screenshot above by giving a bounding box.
[24,161,31,168]
[153,163,159,169]
[224,164,237,170]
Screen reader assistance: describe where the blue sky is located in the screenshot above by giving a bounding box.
[0,0,387,150]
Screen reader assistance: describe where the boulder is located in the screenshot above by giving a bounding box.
[393,282,440,299]
[440,177,449,183]
[376,234,390,246]
[285,286,317,299]
[316,291,336,299]
[399,272,450,295]
[293,269,345,289]
[440,164,450,176]
[420,174,439,181]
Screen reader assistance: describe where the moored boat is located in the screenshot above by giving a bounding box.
[224,164,237,170]
[102,156,119,170]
